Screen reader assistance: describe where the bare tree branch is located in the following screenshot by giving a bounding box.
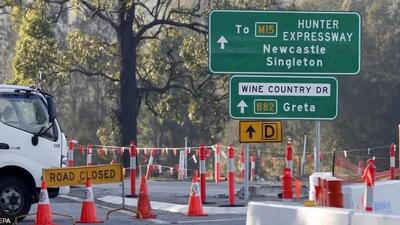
[136,19,207,42]
[69,67,120,82]
[79,0,118,30]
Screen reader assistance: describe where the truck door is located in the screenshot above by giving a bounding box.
[0,92,61,184]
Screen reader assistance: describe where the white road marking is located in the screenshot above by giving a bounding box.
[149,218,171,224]
[174,218,246,224]
[98,195,247,215]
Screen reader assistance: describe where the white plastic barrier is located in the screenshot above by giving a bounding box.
[246,202,351,225]
[342,180,400,214]
[246,202,400,225]
[309,172,332,201]
[351,212,400,225]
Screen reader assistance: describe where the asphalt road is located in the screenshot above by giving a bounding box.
[17,197,247,225]
[17,179,301,225]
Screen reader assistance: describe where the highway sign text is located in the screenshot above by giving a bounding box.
[209,10,361,75]
[230,75,338,120]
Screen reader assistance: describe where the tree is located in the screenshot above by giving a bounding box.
[68,1,210,147]
[12,2,60,86]
[10,1,222,146]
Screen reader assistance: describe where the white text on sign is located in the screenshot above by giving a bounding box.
[239,82,330,96]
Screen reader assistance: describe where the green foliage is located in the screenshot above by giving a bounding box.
[12,3,60,85]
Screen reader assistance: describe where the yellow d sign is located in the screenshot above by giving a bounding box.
[239,121,282,143]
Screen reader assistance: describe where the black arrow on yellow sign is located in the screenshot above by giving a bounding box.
[245,125,256,138]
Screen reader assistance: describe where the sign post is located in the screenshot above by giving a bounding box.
[209,10,361,75]
[230,75,338,120]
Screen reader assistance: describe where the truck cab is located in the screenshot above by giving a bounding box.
[0,84,68,220]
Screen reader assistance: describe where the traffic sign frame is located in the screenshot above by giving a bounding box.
[229,75,338,120]
[239,121,283,143]
[209,10,361,75]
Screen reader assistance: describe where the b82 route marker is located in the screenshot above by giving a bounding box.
[229,75,338,120]
[209,10,361,75]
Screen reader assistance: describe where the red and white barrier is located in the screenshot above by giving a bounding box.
[86,144,92,166]
[199,144,207,203]
[184,147,188,180]
[145,149,156,180]
[178,150,185,180]
[250,153,256,181]
[362,159,375,212]
[214,144,221,184]
[240,148,245,180]
[130,142,137,197]
[286,141,293,172]
[390,144,395,180]
[228,145,236,205]
[67,138,78,167]
[357,160,364,176]
[282,140,293,201]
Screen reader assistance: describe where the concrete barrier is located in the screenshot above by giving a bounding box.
[246,202,400,225]
[246,202,351,225]
[351,212,400,225]
[343,180,400,214]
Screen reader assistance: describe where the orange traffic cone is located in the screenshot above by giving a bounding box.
[76,179,102,223]
[295,178,302,200]
[187,171,207,216]
[136,176,156,219]
[34,181,55,225]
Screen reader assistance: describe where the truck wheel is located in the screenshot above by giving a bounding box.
[0,177,32,221]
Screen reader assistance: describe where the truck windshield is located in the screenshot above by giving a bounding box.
[0,93,55,140]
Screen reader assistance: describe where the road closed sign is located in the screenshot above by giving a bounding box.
[43,164,123,187]
[239,121,282,143]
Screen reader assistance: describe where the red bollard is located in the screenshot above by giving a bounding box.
[390,144,395,180]
[239,148,245,180]
[228,145,236,205]
[199,144,207,203]
[86,144,92,166]
[67,138,76,167]
[250,153,256,181]
[220,145,244,207]
[129,142,138,197]
[214,144,221,184]
[282,168,293,201]
[363,159,375,212]
[286,141,293,171]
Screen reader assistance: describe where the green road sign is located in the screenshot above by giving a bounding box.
[229,75,338,120]
[209,10,361,75]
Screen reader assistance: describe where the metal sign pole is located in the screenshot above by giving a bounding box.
[315,121,321,172]
[244,144,250,201]
[301,135,307,177]
[184,137,188,180]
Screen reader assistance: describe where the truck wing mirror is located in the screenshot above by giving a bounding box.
[46,96,57,122]
[0,143,10,149]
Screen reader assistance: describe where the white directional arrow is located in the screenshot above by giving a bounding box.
[217,36,228,50]
[237,100,248,114]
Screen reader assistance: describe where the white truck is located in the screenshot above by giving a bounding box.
[0,84,68,220]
